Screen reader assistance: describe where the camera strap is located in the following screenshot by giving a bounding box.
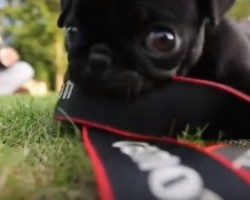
[54,76,250,200]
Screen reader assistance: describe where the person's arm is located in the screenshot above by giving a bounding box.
[0,61,35,95]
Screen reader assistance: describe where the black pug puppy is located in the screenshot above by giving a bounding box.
[57,0,250,97]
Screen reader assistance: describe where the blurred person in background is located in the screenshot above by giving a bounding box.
[0,46,47,96]
[0,35,7,71]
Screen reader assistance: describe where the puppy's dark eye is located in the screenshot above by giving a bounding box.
[145,27,176,53]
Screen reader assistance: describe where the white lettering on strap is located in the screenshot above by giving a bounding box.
[113,141,223,200]
[58,80,75,99]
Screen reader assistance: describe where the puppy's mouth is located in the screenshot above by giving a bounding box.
[69,52,180,97]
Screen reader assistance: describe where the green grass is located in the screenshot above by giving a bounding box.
[0,94,96,200]
[0,94,249,200]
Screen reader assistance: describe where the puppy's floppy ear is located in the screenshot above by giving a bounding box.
[57,0,71,28]
[197,0,235,26]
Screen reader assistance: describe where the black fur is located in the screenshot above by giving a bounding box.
[57,0,250,97]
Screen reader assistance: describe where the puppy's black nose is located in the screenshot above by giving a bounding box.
[90,44,112,55]
[88,44,112,74]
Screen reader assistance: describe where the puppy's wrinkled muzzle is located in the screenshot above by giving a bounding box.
[89,53,112,74]
[88,44,112,74]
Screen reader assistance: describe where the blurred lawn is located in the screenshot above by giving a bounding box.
[0,94,96,200]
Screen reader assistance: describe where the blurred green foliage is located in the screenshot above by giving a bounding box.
[0,0,66,90]
[229,0,250,19]
[0,0,249,90]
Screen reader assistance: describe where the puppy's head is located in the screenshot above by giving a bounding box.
[57,0,235,97]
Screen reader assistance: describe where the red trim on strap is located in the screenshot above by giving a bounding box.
[83,126,115,200]
[172,76,250,102]
[56,116,250,186]
[205,144,228,152]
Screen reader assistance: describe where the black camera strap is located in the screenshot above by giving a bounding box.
[54,76,250,200]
